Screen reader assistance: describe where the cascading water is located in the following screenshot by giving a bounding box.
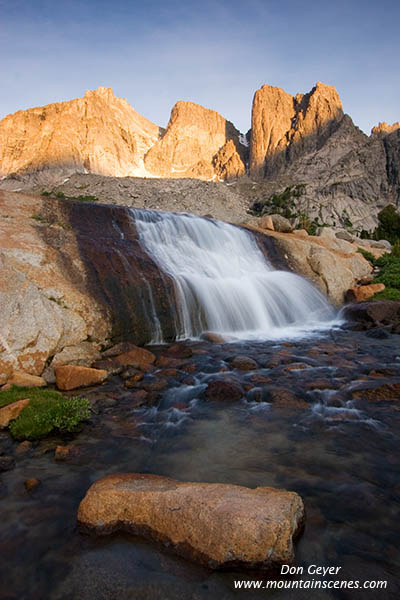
[131,209,338,342]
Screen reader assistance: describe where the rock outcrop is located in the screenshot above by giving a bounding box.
[247,223,374,305]
[371,122,400,136]
[0,191,177,383]
[0,92,246,185]
[250,82,343,177]
[248,82,400,230]
[144,101,246,180]
[0,87,161,182]
[77,473,305,569]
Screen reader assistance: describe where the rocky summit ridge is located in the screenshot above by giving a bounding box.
[0,83,399,229]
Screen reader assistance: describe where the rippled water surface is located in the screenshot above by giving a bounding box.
[1,330,400,599]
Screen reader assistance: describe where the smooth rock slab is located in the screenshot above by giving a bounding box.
[77,474,305,570]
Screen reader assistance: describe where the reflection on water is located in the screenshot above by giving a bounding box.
[1,330,400,599]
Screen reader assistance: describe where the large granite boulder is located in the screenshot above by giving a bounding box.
[77,473,305,570]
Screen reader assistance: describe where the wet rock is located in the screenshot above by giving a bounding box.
[124,377,144,389]
[24,477,40,492]
[114,346,156,369]
[121,366,141,379]
[250,374,273,385]
[167,344,193,359]
[157,368,179,378]
[141,378,168,392]
[0,455,15,471]
[55,365,108,390]
[182,376,196,385]
[182,364,197,373]
[343,301,400,332]
[131,390,148,407]
[230,355,258,371]
[102,342,138,358]
[7,372,46,388]
[246,387,266,403]
[0,398,30,428]
[99,397,117,408]
[268,387,308,409]
[139,363,155,373]
[77,473,305,569]
[15,440,33,455]
[205,378,244,402]
[123,370,144,387]
[306,379,334,391]
[345,284,385,303]
[365,328,390,339]
[92,359,123,376]
[200,332,227,344]
[155,356,185,369]
[284,363,309,372]
[352,382,400,402]
[54,444,78,461]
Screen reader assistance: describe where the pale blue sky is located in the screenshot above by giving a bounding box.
[1,0,399,134]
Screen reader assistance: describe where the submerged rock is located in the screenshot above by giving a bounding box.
[24,477,41,492]
[205,378,244,402]
[77,473,305,570]
[230,355,258,370]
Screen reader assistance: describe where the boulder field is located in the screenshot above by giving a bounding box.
[77,473,305,570]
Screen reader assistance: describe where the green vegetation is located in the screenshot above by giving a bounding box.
[249,184,306,219]
[358,243,400,301]
[30,214,51,225]
[357,247,377,266]
[374,205,400,245]
[55,191,98,203]
[0,386,90,440]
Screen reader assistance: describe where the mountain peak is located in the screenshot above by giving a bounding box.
[371,121,400,136]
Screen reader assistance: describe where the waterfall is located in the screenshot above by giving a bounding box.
[131,209,337,342]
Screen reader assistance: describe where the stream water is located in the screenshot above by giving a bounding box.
[1,330,399,599]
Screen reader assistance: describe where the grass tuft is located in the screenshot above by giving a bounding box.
[0,386,90,440]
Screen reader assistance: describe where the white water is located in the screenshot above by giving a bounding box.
[131,209,338,342]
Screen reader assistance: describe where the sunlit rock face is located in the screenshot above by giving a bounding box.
[0,91,246,184]
[249,81,344,178]
[248,81,400,230]
[371,121,400,137]
[0,87,161,179]
[144,100,246,180]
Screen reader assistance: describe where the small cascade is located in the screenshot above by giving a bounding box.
[131,209,338,341]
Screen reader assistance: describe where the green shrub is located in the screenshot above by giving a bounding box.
[375,259,400,289]
[0,386,90,440]
[71,195,98,203]
[30,214,50,225]
[373,205,400,244]
[372,287,400,301]
[357,247,377,266]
